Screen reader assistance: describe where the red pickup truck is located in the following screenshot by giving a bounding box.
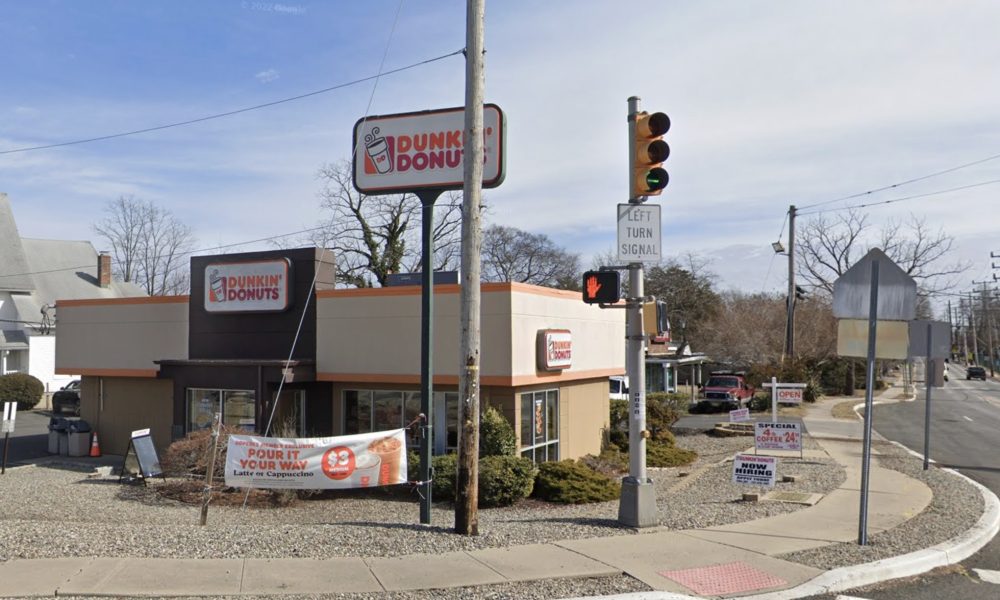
[699,371,755,409]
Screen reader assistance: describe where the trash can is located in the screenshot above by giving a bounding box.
[48,417,70,455]
[67,419,92,457]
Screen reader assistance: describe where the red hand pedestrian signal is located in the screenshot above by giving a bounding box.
[586,275,602,298]
[582,270,620,304]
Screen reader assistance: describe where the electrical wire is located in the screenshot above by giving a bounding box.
[797,151,1000,211]
[797,177,1000,217]
[0,48,463,156]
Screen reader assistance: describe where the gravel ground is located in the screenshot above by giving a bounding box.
[0,431,982,600]
[779,439,986,569]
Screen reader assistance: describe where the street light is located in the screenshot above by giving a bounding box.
[771,241,786,254]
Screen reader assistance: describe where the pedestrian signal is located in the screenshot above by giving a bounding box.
[582,271,621,304]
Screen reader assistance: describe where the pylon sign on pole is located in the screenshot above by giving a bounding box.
[352,104,506,195]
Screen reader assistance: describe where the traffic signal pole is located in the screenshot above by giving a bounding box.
[618,96,657,528]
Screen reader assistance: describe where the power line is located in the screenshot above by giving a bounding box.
[798,151,1000,211]
[0,48,464,156]
[797,177,1000,217]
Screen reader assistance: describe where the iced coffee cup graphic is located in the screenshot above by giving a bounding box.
[368,435,403,485]
[364,127,393,174]
[209,270,226,303]
[351,452,381,487]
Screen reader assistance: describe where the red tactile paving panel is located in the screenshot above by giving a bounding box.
[658,561,788,596]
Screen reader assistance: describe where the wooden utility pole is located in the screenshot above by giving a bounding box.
[783,205,797,362]
[456,0,485,536]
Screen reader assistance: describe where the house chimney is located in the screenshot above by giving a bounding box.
[98,252,111,288]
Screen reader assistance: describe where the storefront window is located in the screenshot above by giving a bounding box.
[224,390,256,431]
[187,389,220,432]
[344,390,373,435]
[345,390,459,452]
[187,388,255,433]
[520,389,559,463]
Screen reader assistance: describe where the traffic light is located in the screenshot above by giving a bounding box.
[582,270,621,304]
[642,300,670,338]
[631,111,670,199]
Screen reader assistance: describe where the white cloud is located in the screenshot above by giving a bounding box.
[254,69,279,84]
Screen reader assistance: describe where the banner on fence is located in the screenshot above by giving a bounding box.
[754,422,802,452]
[732,454,777,487]
[225,429,407,490]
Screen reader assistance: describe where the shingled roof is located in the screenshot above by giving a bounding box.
[0,193,35,293]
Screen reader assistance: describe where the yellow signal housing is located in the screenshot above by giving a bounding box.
[631,111,670,199]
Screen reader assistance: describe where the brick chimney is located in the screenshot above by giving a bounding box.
[98,252,111,288]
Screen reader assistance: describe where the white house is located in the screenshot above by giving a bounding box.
[0,193,145,392]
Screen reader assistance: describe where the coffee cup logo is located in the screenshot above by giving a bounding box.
[209,270,227,303]
[364,127,394,174]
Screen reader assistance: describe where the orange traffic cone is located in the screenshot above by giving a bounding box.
[90,431,102,457]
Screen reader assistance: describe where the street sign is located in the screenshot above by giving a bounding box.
[908,320,951,359]
[352,104,506,194]
[836,319,909,359]
[1,402,15,434]
[617,203,661,262]
[832,248,917,321]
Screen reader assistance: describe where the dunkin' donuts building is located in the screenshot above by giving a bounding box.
[55,247,625,461]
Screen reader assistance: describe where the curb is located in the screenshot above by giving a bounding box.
[738,444,1000,600]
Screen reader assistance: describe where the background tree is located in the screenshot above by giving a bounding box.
[313,160,463,287]
[480,225,580,289]
[94,195,195,295]
[798,208,968,298]
[644,255,721,350]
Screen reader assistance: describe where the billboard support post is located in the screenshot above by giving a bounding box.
[417,189,443,525]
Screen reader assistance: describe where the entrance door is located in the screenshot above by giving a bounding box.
[269,389,306,436]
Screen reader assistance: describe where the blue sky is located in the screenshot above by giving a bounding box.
[3,1,1000,305]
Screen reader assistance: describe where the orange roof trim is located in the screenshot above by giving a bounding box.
[58,295,189,307]
[318,367,622,387]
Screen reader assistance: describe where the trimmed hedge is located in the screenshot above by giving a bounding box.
[478,455,537,507]
[646,442,697,467]
[479,405,517,457]
[0,373,44,410]
[418,453,535,507]
[533,460,620,504]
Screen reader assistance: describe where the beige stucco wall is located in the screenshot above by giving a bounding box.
[80,376,174,456]
[56,298,189,375]
[509,289,625,378]
[316,285,511,380]
[316,283,624,384]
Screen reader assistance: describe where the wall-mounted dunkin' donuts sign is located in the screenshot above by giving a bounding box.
[204,259,291,313]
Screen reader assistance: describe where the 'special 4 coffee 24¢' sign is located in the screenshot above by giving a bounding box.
[204,259,291,313]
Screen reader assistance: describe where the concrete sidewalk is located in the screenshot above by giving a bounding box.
[1,384,996,599]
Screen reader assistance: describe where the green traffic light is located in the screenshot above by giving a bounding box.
[645,167,669,191]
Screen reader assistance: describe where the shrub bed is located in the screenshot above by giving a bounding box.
[532,460,620,504]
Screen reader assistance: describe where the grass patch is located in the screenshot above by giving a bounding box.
[832,400,861,420]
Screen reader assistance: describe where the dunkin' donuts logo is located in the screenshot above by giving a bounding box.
[204,259,291,313]
[362,125,496,176]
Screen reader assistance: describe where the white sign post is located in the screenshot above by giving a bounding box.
[617,203,661,263]
[761,378,807,422]
[1,401,16,474]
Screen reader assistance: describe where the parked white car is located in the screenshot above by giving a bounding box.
[609,376,629,401]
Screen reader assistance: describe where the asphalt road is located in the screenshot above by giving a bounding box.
[1,408,60,469]
[807,363,1000,600]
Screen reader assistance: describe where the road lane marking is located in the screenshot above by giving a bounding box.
[973,568,1000,584]
[835,596,872,599]
[964,415,974,422]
